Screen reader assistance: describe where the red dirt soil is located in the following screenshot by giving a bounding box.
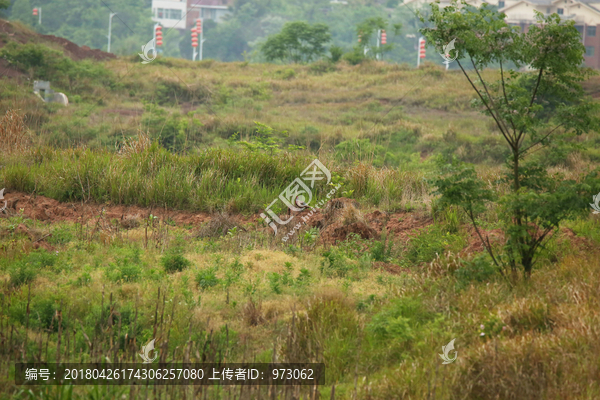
[2,191,589,273]
[2,191,211,226]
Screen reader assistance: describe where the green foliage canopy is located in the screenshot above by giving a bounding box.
[262,21,331,63]
[422,2,600,278]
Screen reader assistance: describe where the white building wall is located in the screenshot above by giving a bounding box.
[152,0,187,29]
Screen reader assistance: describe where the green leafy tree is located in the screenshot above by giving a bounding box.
[10,0,32,25]
[8,0,152,54]
[421,3,600,279]
[355,17,401,60]
[262,21,331,63]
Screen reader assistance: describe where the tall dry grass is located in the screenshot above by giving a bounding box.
[0,109,32,155]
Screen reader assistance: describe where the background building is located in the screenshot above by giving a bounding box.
[501,0,600,68]
[404,0,600,68]
[152,0,231,31]
[402,0,503,9]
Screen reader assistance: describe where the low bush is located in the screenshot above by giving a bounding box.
[161,250,192,273]
[9,250,56,287]
[195,267,220,290]
[9,262,38,287]
[367,297,435,342]
[47,226,73,245]
[342,47,366,65]
[454,254,497,288]
[75,272,92,287]
[320,248,356,278]
[105,258,142,283]
[403,224,466,266]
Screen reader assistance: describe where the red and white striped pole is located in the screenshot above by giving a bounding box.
[155,25,163,47]
[380,29,386,61]
[417,37,426,67]
[191,27,198,60]
[32,7,41,25]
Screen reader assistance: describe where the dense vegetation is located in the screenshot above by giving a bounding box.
[6,0,434,64]
[1,4,600,399]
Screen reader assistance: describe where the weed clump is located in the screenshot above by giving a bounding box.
[196,267,220,290]
[320,248,357,278]
[9,250,57,287]
[10,262,38,287]
[161,249,192,273]
[403,224,466,266]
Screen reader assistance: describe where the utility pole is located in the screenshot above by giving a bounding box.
[32,7,42,25]
[191,26,198,60]
[107,12,117,53]
[196,18,207,61]
[417,37,425,67]
[376,29,380,61]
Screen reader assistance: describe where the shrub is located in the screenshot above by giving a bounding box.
[75,272,92,287]
[161,251,192,273]
[268,272,282,294]
[27,249,57,268]
[454,254,497,288]
[309,60,336,75]
[9,250,57,287]
[116,263,141,282]
[47,226,73,245]
[275,68,296,80]
[106,260,141,283]
[9,261,37,287]
[329,45,344,63]
[295,268,311,286]
[320,248,355,278]
[501,298,554,334]
[370,239,391,262]
[34,298,62,331]
[196,267,220,290]
[342,47,366,65]
[367,297,435,342]
[153,80,210,106]
[403,225,466,266]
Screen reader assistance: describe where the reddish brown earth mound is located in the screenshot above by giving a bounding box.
[0,19,115,78]
[6,191,590,271]
[2,192,210,226]
[293,197,434,246]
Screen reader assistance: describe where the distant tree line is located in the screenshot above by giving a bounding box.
[5,0,426,64]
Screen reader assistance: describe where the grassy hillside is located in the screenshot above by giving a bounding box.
[1,20,600,400]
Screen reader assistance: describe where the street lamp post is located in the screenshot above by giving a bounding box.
[107,12,117,53]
